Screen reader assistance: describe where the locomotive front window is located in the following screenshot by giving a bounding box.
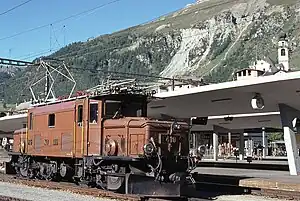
[104,99,145,118]
[105,100,121,118]
[89,103,98,123]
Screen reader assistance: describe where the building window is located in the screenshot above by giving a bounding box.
[89,103,98,123]
[29,112,33,130]
[248,70,251,76]
[281,49,286,56]
[77,105,83,123]
[48,114,55,127]
[238,72,241,76]
[243,70,246,76]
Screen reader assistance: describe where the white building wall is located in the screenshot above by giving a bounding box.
[155,84,196,94]
[236,70,260,81]
[253,60,271,71]
[278,40,289,71]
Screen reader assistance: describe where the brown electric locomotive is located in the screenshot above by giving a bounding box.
[8,87,199,196]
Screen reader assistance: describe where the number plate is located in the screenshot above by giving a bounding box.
[162,135,178,143]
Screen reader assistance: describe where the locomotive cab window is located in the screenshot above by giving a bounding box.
[89,103,98,123]
[77,105,83,125]
[48,114,55,127]
[29,112,33,130]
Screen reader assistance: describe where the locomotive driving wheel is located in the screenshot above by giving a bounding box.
[16,156,32,178]
[38,163,55,181]
[107,164,126,192]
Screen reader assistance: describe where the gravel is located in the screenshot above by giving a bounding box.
[0,182,117,201]
[0,181,291,201]
[215,195,289,201]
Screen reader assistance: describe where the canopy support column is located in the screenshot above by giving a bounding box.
[279,104,300,175]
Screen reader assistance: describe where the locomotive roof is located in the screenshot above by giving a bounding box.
[29,91,151,109]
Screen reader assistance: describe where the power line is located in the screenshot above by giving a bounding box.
[0,0,33,16]
[15,48,60,61]
[67,66,205,85]
[0,0,122,42]
[13,0,240,69]
[12,0,230,60]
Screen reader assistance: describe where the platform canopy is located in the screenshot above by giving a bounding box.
[148,71,300,127]
[191,112,281,131]
[0,113,27,134]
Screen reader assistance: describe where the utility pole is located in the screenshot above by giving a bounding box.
[63,25,66,46]
[44,65,50,100]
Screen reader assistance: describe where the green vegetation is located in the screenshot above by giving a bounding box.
[1,0,300,104]
[268,132,284,142]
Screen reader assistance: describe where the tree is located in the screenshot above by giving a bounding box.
[268,132,284,142]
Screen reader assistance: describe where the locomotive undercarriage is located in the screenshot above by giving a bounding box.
[8,153,196,197]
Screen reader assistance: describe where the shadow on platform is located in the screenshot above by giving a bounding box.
[189,173,255,199]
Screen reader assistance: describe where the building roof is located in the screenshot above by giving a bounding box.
[263,64,290,76]
[235,68,264,74]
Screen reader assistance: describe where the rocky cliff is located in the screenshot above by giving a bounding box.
[3,0,300,103]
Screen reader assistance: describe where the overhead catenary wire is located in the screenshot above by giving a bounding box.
[68,66,205,85]
[12,0,243,62]
[0,0,33,16]
[0,0,123,42]
[16,27,228,61]
[6,0,239,85]
[14,29,207,61]
[12,0,239,60]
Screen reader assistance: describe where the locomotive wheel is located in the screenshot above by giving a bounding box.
[19,166,28,177]
[60,163,67,178]
[17,156,30,178]
[39,163,54,180]
[107,164,126,192]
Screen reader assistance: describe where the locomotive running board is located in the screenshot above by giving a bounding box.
[125,174,190,198]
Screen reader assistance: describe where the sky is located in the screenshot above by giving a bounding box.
[0,0,195,61]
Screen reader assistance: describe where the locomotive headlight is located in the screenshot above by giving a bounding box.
[143,143,155,156]
[174,123,181,130]
[172,122,181,130]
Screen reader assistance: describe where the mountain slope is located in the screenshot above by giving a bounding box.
[3,0,300,103]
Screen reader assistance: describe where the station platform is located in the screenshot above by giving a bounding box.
[199,158,289,171]
[0,149,9,172]
[193,166,300,194]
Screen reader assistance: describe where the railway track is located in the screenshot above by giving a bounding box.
[1,173,300,201]
[0,174,141,201]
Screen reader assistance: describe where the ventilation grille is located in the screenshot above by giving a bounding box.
[62,133,72,152]
[34,135,41,152]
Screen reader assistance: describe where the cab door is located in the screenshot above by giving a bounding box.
[87,99,102,156]
[75,99,86,157]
